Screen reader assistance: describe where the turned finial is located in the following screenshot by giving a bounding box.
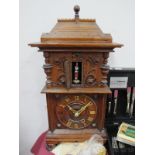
[74,5,80,19]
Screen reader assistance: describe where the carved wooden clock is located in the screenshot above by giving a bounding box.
[29,5,123,148]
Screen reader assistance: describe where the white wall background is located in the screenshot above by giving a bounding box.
[19,0,134,155]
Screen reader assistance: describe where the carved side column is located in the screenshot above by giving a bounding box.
[43,52,53,88]
[100,52,110,85]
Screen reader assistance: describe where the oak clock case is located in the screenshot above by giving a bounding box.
[29,5,123,148]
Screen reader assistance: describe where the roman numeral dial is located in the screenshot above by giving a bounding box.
[56,95,97,129]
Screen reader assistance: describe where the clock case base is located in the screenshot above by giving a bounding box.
[46,128,108,146]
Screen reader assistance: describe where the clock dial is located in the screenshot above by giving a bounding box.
[56,95,97,129]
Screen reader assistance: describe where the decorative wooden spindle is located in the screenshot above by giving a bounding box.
[43,51,50,64]
[43,52,53,88]
[73,62,80,84]
[74,5,80,19]
[100,52,110,85]
[43,64,53,88]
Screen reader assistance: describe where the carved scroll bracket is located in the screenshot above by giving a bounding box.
[103,52,109,64]
[43,52,53,88]
[43,52,50,64]
[72,52,83,61]
[100,52,110,85]
[100,64,109,85]
[43,64,53,88]
[85,74,97,86]
[87,56,100,66]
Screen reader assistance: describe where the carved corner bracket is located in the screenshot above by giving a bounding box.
[100,53,110,86]
[43,52,53,88]
[100,64,109,85]
[43,64,53,88]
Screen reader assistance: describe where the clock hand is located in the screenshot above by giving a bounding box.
[67,105,77,114]
[74,102,92,117]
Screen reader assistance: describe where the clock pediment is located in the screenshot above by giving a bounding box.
[29,6,123,49]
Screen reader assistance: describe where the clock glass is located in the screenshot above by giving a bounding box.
[56,95,97,129]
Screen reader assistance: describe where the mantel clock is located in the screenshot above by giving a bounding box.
[29,5,123,148]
